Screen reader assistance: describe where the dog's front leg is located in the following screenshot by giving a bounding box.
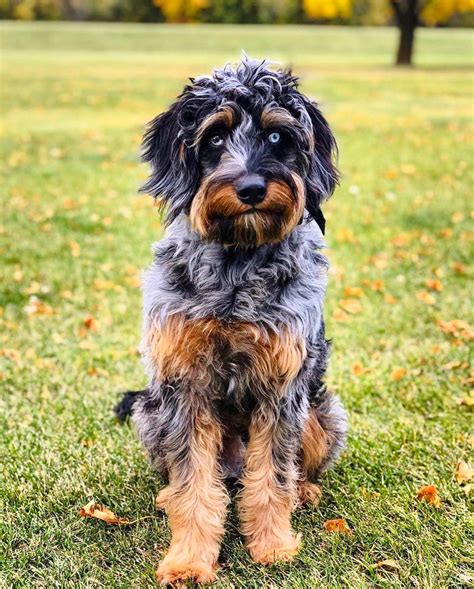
[156,401,228,586]
[239,403,301,564]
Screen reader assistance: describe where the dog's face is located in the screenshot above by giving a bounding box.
[142,59,338,247]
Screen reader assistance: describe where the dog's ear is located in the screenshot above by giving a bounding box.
[303,100,339,235]
[140,95,200,223]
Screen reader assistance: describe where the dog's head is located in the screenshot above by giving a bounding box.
[142,58,338,247]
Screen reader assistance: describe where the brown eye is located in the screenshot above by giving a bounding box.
[209,134,224,147]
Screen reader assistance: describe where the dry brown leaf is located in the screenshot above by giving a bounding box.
[401,164,416,175]
[439,319,474,340]
[443,360,462,370]
[457,396,474,407]
[416,290,436,305]
[70,240,81,257]
[373,559,400,571]
[451,212,464,223]
[323,518,352,534]
[462,483,473,496]
[439,228,453,239]
[351,362,368,376]
[24,296,53,317]
[452,262,466,275]
[83,316,97,331]
[335,228,357,244]
[383,293,398,305]
[343,286,364,298]
[416,485,441,507]
[455,460,473,485]
[391,233,411,247]
[79,500,129,525]
[426,279,443,292]
[390,367,406,381]
[365,279,385,292]
[0,348,21,363]
[333,308,350,322]
[339,299,362,314]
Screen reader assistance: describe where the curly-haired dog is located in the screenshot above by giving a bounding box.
[117,58,348,585]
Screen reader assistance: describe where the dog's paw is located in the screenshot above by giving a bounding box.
[249,532,301,565]
[155,486,171,511]
[298,481,322,507]
[156,557,216,586]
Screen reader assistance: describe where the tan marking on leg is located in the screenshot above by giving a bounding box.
[301,407,331,475]
[239,418,300,565]
[298,481,322,507]
[156,413,228,586]
[155,486,171,511]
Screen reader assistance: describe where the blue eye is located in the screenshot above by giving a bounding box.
[209,134,224,147]
[268,131,281,144]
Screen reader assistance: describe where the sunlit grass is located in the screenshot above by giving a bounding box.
[1,22,472,588]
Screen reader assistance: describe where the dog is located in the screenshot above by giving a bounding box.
[116,57,348,586]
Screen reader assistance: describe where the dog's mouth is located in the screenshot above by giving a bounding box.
[217,207,287,220]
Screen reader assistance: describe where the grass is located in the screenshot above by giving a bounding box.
[1,21,473,589]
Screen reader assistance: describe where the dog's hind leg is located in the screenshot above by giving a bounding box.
[299,393,348,505]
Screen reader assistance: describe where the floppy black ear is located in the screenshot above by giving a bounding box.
[303,99,339,234]
[140,96,200,224]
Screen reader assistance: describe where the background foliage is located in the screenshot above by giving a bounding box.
[0,0,473,25]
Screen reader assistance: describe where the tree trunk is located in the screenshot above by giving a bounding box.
[391,0,418,66]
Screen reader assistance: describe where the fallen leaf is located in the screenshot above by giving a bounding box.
[333,308,350,322]
[70,240,81,257]
[363,279,385,292]
[343,286,363,298]
[335,228,357,243]
[425,279,443,292]
[438,319,474,340]
[390,367,406,381]
[463,484,473,496]
[24,296,53,317]
[401,164,416,175]
[351,362,368,376]
[323,518,352,534]
[457,396,474,407]
[339,299,362,314]
[373,559,400,571]
[451,212,464,223]
[416,290,436,305]
[439,228,453,239]
[443,361,462,370]
[416,485,441,507]
[452,262,466,275]
[78,340,96,350]
[384,168,398,180]
[0,348,21,363]
[83,316,97,331]
[455,460,473,484]
[79,500,129,525]
[383,293,398,305]
[391,233,411,247]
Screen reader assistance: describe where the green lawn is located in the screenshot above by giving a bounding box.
[1,21,473,588]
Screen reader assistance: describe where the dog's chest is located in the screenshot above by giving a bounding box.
[147,314,306,399]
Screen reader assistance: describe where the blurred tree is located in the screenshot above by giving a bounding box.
[302,0,473,64]
[152,0,208,22]
[391,0,474,65]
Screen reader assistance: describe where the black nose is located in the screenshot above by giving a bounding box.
[236,175,267,206]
